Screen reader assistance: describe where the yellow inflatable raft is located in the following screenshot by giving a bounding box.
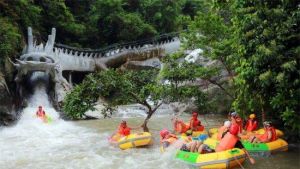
[203,137,288,154]
[181,130,208,137]
[208,128,219,135]
[209,128,284,139]
[118,132,152,150]
[255,128,284,137]
[176,148,246,169]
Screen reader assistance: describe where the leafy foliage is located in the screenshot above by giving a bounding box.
[161,53,218,114]
[159,0,299,135]
[63,69,165,131]
[231,0,300,131]
[0,0,200,62]
[0,17,21,68]
[63,69,160,117]
[1,0,298,135]
[175,0,299,133]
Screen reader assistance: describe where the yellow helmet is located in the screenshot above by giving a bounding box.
[249,114,255,119]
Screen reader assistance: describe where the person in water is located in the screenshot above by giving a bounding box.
[36,106,47,122]
[245,114,258,132]
[36,106,46,117]
[189,112,204,132]
[160,129,178,149]
[216,112,255,164]
[250,121,277,143]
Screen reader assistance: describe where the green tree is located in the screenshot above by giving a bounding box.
[231,0,300,131]
[161,53,213,114]
[177,1,236,106]
[63,69,164,132]
[178,0,300,133]
[35,0,86,46]
[0,17,22,68]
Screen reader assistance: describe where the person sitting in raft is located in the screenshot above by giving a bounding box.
[180,140,214,154]
[250,121,277,143]
[111,120,141,142]
[245,114,258,132]
[118,120,132,137]
[172,117,189,134]
[160,129,178,149]
[216,113,256,164]
[189,112,204,132]
[36,106,47,122]
[230,112,243,134]
[216,121,231,140]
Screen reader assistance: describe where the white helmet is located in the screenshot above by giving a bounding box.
[224,120,231,128]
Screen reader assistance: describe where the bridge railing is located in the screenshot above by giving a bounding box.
[54,31,183,57]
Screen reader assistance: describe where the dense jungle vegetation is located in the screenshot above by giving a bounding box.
[0,0,299,136]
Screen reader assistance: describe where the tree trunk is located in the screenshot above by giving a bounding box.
[141,110,153,132]
[259,96,265,124]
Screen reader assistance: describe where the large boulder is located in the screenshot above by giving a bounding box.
[0,72,17,126]
[121,57,162,70]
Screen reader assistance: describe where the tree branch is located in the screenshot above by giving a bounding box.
[152,101,163,113]
[204,78,234,99]
[129,92,152,111]
[219,56,235,79]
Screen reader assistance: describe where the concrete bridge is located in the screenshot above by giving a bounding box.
[11,27,181,105]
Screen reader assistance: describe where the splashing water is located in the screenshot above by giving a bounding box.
[0,82,298,169]
[0,74,184,169]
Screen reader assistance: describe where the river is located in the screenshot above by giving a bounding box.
[0,81,299,169]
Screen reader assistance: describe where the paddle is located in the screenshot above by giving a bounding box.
[160,145,165,153]
[233,155,245,169]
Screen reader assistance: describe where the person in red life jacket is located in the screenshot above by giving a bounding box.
[216,112,255,164]
[230,112,243,134]
[172,117,189,134]
[189,112,204,132]
[245,114,258,132]
[118,120,132,136]
[250,121,277,143]
[160,129,178,149]
[36,106,46,117]
[216,121,231,140]
[36,106,47,122]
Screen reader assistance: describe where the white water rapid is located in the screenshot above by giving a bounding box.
[0,74,184,169]
[0,77,299,169]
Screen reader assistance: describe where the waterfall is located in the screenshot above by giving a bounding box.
[0,72,183,169]
[0,72,106,169]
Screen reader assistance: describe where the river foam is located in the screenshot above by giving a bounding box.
[0,75,183,169]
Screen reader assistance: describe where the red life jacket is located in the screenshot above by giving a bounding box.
[190,117,201,128]
[118,126,131,136]
[216,132,238,152]
[236,119,243,134]
[245,119,258,132]
[190,117,204,131]
[36,110,45,117]
[174,120,189,133]
[257,127,277,142]
[229,123,240,136]
[270,127,277,141]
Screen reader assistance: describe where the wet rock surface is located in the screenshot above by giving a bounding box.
[0,72,17,126]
